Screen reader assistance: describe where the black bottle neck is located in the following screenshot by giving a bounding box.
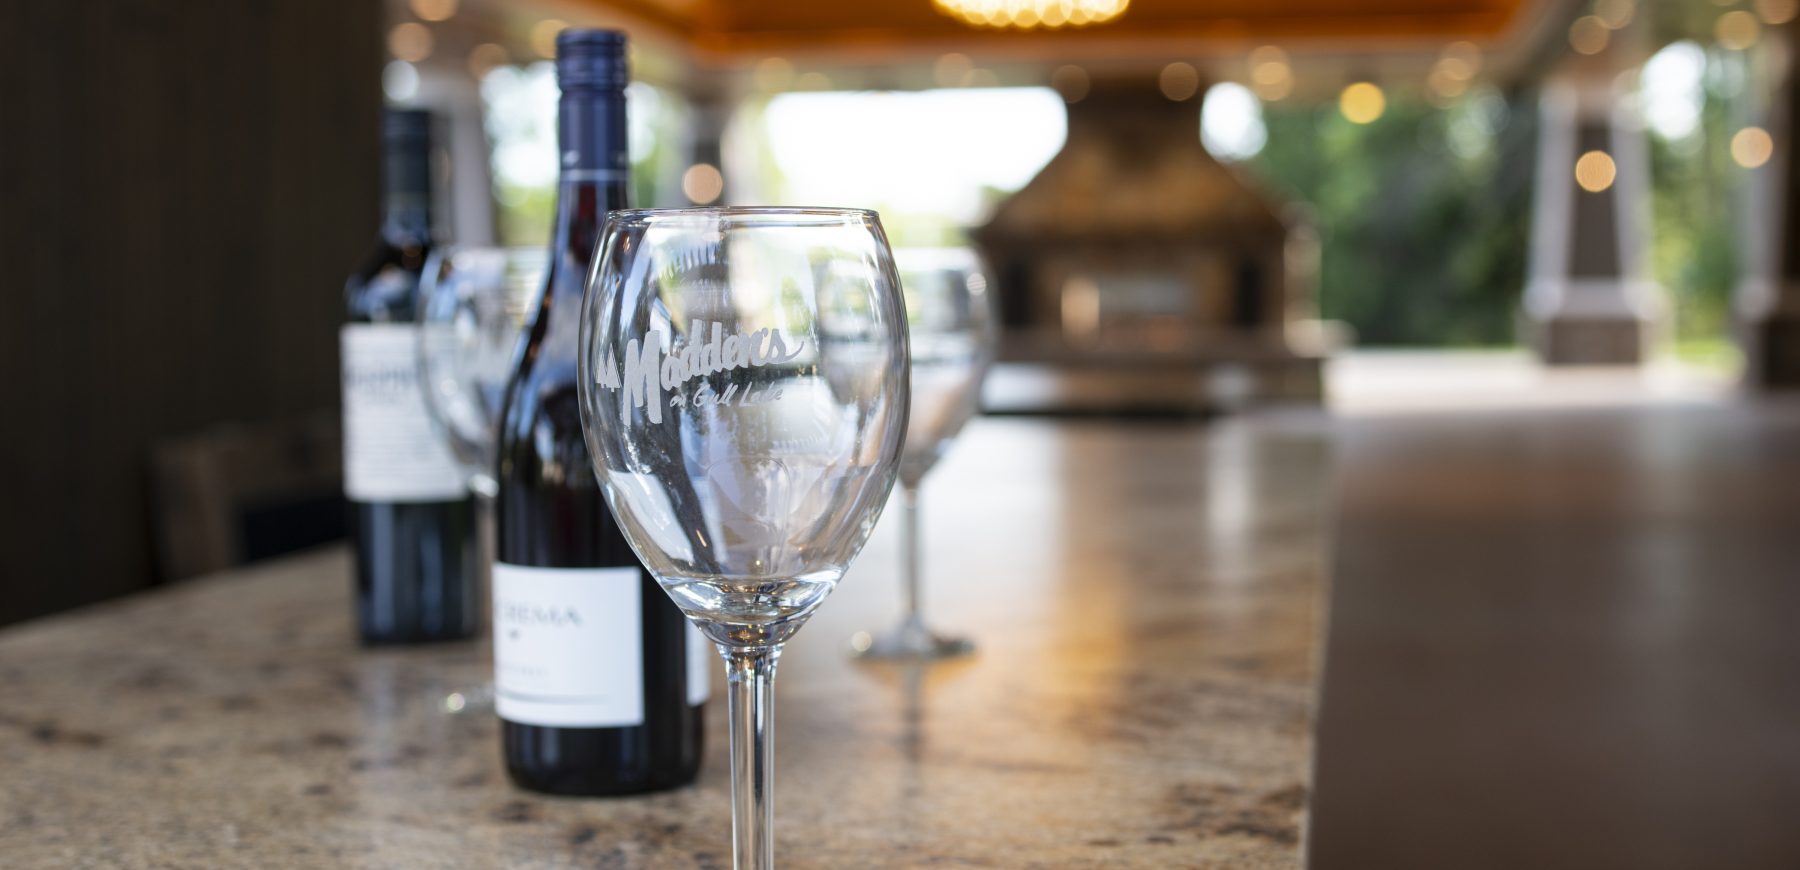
[546,86,629,296]
[382,133,434,246]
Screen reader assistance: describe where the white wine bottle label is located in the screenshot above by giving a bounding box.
[687,622,712,706]
[340,323,465,502]
[493,563,644,727]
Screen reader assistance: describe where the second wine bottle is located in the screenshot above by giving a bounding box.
[493,28,708,796]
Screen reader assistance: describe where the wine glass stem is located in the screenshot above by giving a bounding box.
[726,645,782,870]
[901,483,923,627]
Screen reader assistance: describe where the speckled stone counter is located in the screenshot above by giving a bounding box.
[0,419,1325,868]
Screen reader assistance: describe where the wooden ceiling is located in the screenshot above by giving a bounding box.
[580,0,1536,60]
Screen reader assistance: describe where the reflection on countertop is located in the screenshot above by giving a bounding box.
[0,418,1326,869]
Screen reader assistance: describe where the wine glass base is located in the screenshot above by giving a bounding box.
[849,626,975,661]
[441,682,495,715]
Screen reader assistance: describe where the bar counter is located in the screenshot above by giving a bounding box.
[0,419,1326,868]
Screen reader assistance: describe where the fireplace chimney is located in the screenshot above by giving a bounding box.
[973,73,1326,414]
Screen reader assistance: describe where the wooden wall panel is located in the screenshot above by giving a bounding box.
[0,0,382,626]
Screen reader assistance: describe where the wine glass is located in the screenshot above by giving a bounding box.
[851,247,996,661]
[577,207,908,870]
[416,246,543,497]
[416,245,542,715]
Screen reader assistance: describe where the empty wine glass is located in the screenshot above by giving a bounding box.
[578,208,908,870]
[416,245,542,715]
[852,248,995,660]
[417,246,543,496]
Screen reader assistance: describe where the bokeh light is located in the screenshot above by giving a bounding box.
[1428,42,1480,106]
[1340,82,1386,124]
[1429,69,1470,104]
[468,43,508,80]
[1575,150,1617,192]
[530,19,566,59]
[681,163,724,204]
[1249,46,1293,101]
[1159,62,1200,101]
[1051,64,1091,102]
[1444,41,1482,67]
[1716,11,1761,50]
[1641,40,1706,140]
[388,22,433,63]
[754,57,795,91]
[383,60,420,102]
[1731,127,1775,168]
[934,53,974,88]
[1757,0,1799,24]
[963,68,1001,88]
[1201,82,1266,160]
[1594,0,1635,29]
[1569,16,1611,54]
[409,0,458,22]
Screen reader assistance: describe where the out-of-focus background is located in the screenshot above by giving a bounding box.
[5,0,1800,864]
[10,0,1792,623]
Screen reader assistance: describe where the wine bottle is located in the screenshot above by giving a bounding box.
[493,29,707,796]
[341,109,478,645]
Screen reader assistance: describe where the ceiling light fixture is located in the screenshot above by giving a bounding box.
[933,0,1128,30]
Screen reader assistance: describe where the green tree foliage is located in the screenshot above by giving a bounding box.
[1247,90,1538,347]
[1646,49,1745,347]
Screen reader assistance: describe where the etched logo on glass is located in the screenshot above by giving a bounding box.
[593,319,806,422]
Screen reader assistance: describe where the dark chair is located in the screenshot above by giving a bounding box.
[149,412,345,582]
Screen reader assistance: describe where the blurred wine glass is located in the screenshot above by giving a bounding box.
[416,246,542,496]
[416,245,543,715]
[852,248,996,661]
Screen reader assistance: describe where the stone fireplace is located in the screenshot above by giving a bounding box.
[973,74,1328,415]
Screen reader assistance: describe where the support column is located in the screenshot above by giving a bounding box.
[1738,24,1800,388]
[1523,70,1663,365]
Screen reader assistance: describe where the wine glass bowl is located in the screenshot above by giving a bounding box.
[896,251,993,485]
[578,207,909,869]
[581,209,908,648]
[853,247,996,661]
[416,246,542,496]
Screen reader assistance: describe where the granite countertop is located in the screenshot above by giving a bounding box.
[0,419,1326,868]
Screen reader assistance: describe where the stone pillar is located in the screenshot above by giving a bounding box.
[1738,26,1800,388]
[1523,70,1662,365]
